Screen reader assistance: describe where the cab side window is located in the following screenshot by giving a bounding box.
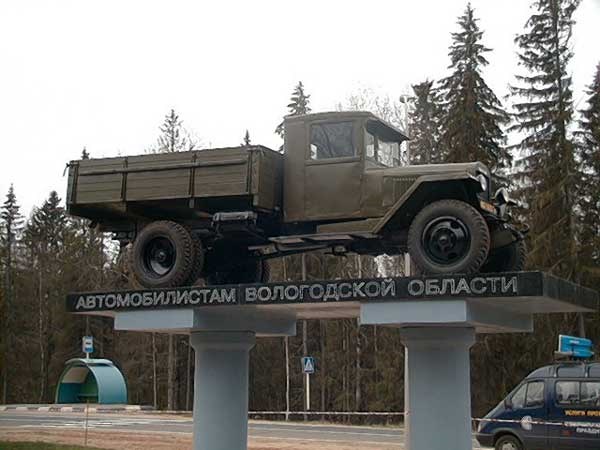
[310,122,355,160]
[556,381,580,406]
[511,384,527,409]
[525,381,545,407]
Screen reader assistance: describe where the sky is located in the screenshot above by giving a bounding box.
[0,0,599,217]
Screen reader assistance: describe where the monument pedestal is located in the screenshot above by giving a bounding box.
[66,272,598,450]
[191,331,255,450]
[401,327,475,450]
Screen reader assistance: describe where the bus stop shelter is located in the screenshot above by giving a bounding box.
[55,358,127,404]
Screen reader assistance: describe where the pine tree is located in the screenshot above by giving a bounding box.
[0,184,23,403]
[509,0,580,277]
[575,63,600,286]
[275,81,311,139]
[408,80,443,164]
[149,109,197,153]
[438,3,510,183]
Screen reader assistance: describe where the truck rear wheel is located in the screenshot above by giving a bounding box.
[184,234,205,286]
[129,220,195,288]
[407,199,490,275]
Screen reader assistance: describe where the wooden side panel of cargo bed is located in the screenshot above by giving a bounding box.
[126,152,192,201]
[75,157,126,203]
[251,149,283,211]
[193,148,250,197]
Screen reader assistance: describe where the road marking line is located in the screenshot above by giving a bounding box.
[249,425,402,437]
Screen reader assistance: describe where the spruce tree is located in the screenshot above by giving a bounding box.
[408,80,443,164]
[509,0,580,277]
[437,4,510,183]
[0,184,23,403]
[149,109,197,153]
[242,130,251,147]
[275,81,311,139]
[575,63,600,285]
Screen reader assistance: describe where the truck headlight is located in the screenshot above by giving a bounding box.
[477,174,488,192]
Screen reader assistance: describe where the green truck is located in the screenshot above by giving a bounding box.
[66,111,526,288]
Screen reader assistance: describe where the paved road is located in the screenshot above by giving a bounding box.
[0,411,489,448]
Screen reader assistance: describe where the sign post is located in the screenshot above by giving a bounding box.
[82,336,93,360]
[301,356,315,411]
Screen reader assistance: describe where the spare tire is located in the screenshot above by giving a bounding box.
[129,220,194,288]
[408,199,490,275]
[481,239,526,273]
[206,258,270,285]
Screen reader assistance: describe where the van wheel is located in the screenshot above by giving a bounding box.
[495,435,522,450]
[408,199,490,274]
[129,220,194,288]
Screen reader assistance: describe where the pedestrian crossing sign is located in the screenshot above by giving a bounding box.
[302,356,315,374]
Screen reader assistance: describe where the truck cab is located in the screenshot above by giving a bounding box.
[283,111,408,223]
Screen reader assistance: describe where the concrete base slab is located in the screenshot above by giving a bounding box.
[360,299,533,333]
[114,306,297,337]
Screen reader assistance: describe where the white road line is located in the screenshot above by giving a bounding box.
[249,425,402,437]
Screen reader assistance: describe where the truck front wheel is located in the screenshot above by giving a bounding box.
[129,220,195,288]
[407,199,490,275]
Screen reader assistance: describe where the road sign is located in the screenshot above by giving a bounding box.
[557,334,594,359]
[302,356,315,374]
[82,336,94,356]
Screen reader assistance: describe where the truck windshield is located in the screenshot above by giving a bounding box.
[365,129,400,168]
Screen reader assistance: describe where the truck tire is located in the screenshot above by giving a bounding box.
[407,199,490,275]
[481,239,526,273]
[206,259,270,285]
[495,435,522,450]
[129,220,194,288]
[184,234,205,286]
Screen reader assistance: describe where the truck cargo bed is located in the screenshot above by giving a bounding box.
[67,145,283,225]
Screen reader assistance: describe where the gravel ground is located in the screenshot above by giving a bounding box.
[0,429,400,450]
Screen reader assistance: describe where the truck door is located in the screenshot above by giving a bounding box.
[303,120,363,220]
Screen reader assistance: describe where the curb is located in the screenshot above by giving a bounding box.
[0,404,153,413]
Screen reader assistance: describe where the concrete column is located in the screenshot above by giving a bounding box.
[401,327,475,450]
[191,331,256,450]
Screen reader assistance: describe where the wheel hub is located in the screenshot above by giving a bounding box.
[421,216,471,265]
[144,237,176,277]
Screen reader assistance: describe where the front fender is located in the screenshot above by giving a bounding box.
[372,172,483,234]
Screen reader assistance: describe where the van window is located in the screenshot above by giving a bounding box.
[511,384,527,409]
[556,381,580,405]
[310,122,355,160]
[526,381,545,407]
[581,382,600,406]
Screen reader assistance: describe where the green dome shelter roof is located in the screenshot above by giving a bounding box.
[55,358,127,404]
